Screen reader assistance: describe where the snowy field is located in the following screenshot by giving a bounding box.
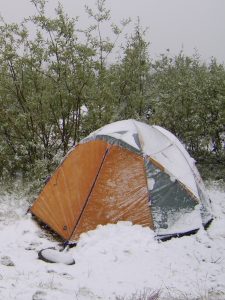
[0,181,225,300]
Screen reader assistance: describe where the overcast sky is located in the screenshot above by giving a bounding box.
[0,0,225,63]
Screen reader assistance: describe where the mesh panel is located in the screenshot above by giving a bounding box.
[145,159,198,233]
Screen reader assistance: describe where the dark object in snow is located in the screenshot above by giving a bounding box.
[1,256,15,266]
[63,240,77,248]
[32,290,47,300]
[38,247,75,265]
[156,218,214,242]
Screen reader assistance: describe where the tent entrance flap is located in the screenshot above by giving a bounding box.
[145,160,200,234]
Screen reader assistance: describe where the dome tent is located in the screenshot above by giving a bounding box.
[31,119,213,241]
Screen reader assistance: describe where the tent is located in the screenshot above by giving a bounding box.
[31,119,213,241]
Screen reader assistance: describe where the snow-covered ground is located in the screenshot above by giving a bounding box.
[0,181,225,300]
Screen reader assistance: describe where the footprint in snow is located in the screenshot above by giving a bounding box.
[1,256,15,267]
[32,290,47,300]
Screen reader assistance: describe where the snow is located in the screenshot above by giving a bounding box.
[87,119,141,150]
[38,248,75,265]
[156,205,202,235]
[0,181,225,299]
[147,177,155,190]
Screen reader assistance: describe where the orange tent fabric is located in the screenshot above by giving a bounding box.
[31,140,153,241]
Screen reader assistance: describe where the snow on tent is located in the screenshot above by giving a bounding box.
[31,119,213,241]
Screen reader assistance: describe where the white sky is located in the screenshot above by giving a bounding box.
[0,0,225,63]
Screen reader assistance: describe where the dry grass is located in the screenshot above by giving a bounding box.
[115,288,160,300]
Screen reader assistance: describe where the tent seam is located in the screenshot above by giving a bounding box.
[68,145,111,241]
